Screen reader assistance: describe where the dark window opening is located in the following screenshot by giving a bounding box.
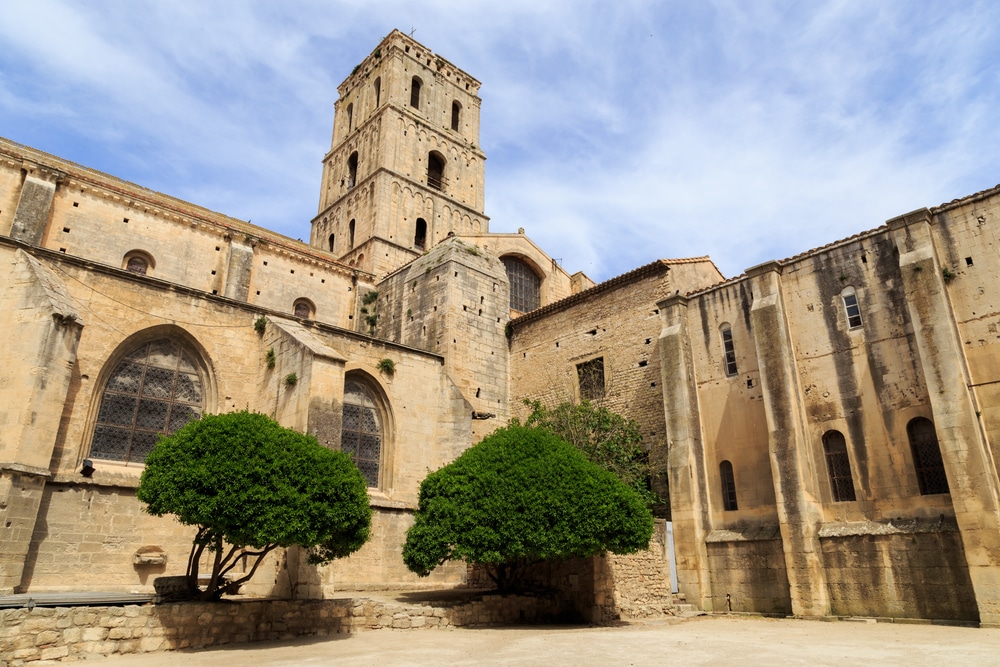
[720,460,738,511]
[293,299,313,319]
[966,257,974,266]
[843,293,863,329]
[414,218,427,249]
[126,256,149,275]
[328,233,335,252]
[341,379,382,487]
[576,357,605,401]
[374,77,381,107]
[502,256,541,312]
[427,151,446,190]
[451,101,461,131]
[410,77,421,109]
[90,340,204,464]
[348,219,356,250]
[721,327,738,376]
[822,430,857,502]
[347,152,358,189]
[346,103,353,132]
[908,417,949,494]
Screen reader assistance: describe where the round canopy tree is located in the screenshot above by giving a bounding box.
[137,410,371,600]
[402,424,654,591]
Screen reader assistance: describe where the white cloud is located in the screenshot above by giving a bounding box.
[1,1,999,282]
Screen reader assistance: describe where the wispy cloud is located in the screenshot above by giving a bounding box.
[1,1,998,280]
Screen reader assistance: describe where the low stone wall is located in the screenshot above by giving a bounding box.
[0,592,571,665]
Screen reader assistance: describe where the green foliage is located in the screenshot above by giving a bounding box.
[362,290,379,333]
[523,399,659,505]
[377,358,396,376]
[402,424,653,591]
[254,316,267,335]
[265,348,276,370]
[137,411,371,600]
[943,267,956,282]
[284,372,298,387]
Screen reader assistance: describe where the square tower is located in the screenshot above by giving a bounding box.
[311,30,490,277]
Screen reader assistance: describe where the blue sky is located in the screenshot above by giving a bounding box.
[1,1,999,281]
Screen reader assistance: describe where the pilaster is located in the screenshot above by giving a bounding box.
[746,261,830,617]
[888,209,1000,626]
[657,294,713,610]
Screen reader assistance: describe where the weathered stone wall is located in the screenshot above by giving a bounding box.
[0,592,573,665]
[0,240,476,596]
[509,259,723,509]
[705,533,791,615]
[819,521,977,621]
[375,237,509,443]
[0,138,366,331]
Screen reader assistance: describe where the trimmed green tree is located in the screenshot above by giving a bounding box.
[523,399,661,505]
[402,424,654,592]
[137,411,372,600]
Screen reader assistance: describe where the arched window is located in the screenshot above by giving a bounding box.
[908,417,949,494]
[342,378,383,487]
[328,233,336,252]
[348,219,356,250]
[501,256,541,312]
[293,298,314,319]
[90,339,204,464]
[451,101,461,131]
[410,77,422,109]
[720,324,737,377]
[374,77,381,108]
[347,152,358,189]
[414,218,427,249]
[427,151,445,190]
[123,250,154,276]
[346,103,353,133]
[720,460,738,511]
[822,430,857,502]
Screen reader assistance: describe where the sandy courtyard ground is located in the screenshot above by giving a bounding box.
[83,615,1000,667]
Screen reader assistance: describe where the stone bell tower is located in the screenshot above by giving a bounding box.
[311,30,490,277]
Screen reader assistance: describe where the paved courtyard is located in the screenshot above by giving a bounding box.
[85,615,1000,666]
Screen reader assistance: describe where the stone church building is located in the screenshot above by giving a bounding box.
[3,29,1000,625]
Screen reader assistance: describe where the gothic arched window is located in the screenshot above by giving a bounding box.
[90,339,204,464]
[822,430,857,502]
[341,378,383,487]
[451,101,461,131]
[501,256,541,313]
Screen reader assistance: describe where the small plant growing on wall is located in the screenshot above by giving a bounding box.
[254,316,267,335]
[284,372,298,387]
[378,358,396,376]
[361,290,380,334]
[265,348,276,370]
[943,267,956,282]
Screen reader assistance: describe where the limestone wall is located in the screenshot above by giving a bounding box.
[509,259,723,508]
[0,593,571,665]
[819,521,977,621]
[705,534,791,615]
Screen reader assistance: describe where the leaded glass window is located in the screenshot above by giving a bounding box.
[502,256,540,313]
[822,430,857,502]
[91,340,203,464]
[342,379,381,487]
